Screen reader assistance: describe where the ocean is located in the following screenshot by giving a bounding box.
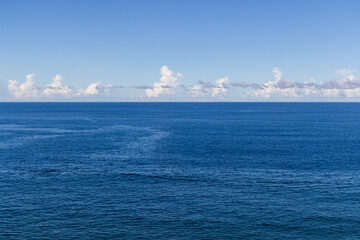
[1,102,360,239]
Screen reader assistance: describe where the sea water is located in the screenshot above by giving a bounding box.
[1,103,360,239]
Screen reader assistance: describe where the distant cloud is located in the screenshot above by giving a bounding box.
[76,82,117,96]
[212,77,230,97]
[231,81,250,88]
[3,66,360,101]
[231,81,263,89]
[336,68,357,78]
[145,66,183,97]
[6,74,115,100]
[8,73,39,98]
[133,85,152,89]
[241,67,360,99]
[188,80,213,97]
[272,67,283,82]
[43,74,73,97]
[188,77,229,98]
[76,82,101,96]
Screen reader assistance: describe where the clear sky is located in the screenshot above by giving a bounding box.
[1,0,360,101]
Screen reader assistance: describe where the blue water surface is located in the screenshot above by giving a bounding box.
[1,103,360,239]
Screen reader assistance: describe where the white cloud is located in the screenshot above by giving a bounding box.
[4,73,115,100]
[8,73,39,98]
[104,84,114,95]
[240,67,360,99]
[145,66,183,97]
[43,74,73,97]
[76,82,101,96]
[272,67,283,82]
[336,68,357,78]
[188,81,213,97]
[76,82,116,96]
[212,77,229,97]
[188,77,229,98]
[4,66,360,101]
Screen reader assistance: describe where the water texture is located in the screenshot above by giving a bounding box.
[1,102,360,239]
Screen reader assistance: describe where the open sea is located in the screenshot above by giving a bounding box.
[1,102,360,239]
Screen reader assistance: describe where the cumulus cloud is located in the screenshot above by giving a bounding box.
[321,76,360,90]
[76,82,101,96]
[237,67,360,99]
[43,74,73,97]
[188,77,229,98]
[212,77,229,97]
[4,66,360,101]
[8,73,39,98]
[5,74,116,100]
[145,66,183,97]
[188,80,214,97]
[76,82,116,96]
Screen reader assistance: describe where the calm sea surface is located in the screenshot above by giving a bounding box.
[1,103,360,239]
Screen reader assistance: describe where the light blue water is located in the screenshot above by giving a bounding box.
[1,103,360,239]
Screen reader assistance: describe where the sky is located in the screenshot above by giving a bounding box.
[1,0,360,101]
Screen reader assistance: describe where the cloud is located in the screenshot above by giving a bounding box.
[336,68,357,78]
[188,77,229,98]
[241,67,360,99]
[8,73,39,98]
[145,66,183,97]
[188,80,213,97]
[320,76,360,89]
[244,68,318,98]
[212,77,229,97]
[231,81,250,88]
[133,85,152,89]
[5,74,116,100]
[103,84,115,95]
[76,82,101,96]
[43,74,73,97]
[76,82,116,96]
[272,67,283,81]
[231,81,263,89]
[4,66,360,101]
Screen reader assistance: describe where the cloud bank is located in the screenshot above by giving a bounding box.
[2,66,360,101]
[4,74,116,100]
[231,67,360,99]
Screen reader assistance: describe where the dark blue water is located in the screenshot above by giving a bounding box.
[1,103,360,239]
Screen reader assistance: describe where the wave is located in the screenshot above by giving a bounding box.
[121,172,200,182]
[0,135,63,149]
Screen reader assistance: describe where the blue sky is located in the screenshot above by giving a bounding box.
[1,0,360,101]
